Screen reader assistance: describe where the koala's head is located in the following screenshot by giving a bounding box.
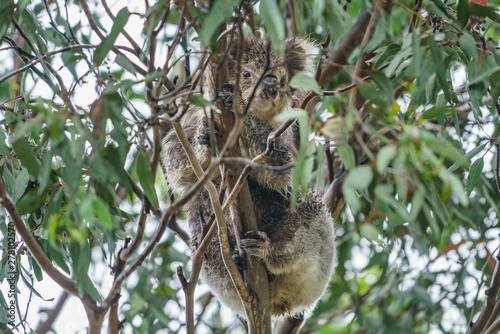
[226,33,313,123]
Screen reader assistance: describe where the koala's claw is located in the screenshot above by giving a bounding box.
[271,141,288,154]
[240,231,270,257]
[218,83,234,107]
[232,253,244,274]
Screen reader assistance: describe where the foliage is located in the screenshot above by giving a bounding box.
[0,0,499,333]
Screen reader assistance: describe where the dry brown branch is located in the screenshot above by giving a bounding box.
[35,291,69,334]
[470,240,500,334]
[495,142,500,196]
[79,0,147,76]
[318,8,372,87]
[286,0,297,36]
[101,0,149,65]
[0,37,96,83]
[408,0,423,34]
[349,1,385,110]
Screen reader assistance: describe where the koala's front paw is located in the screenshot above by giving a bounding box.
[218,83,234,107]
[240,230,270,259]
[232,253,244,274]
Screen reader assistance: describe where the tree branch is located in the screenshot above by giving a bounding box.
[470,239,500,334]
[35,291,69,334]
[0,176,79,296]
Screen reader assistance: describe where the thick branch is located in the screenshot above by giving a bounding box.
[470,243,500,334]
[318,8,372,87]
[35,291,69,334]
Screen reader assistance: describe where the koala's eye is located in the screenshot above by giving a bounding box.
[243,71,251,78]
[280,77,286,87]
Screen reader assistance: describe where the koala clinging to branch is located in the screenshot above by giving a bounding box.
[162,34,336,319]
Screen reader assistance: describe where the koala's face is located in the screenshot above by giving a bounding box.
[227,35,312,123]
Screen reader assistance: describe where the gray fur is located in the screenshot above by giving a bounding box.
[162,34,336,317]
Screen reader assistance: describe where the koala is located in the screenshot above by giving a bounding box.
[162,34,336,319]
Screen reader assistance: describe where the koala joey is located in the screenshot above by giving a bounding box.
[162,34,336,319]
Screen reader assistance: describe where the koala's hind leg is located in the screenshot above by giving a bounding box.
[240,191,335,275]
[273,314,305,334]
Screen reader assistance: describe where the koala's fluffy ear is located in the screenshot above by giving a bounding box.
[284,37,314,78]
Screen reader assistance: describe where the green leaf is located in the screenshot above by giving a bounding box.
[468,66,500,86]
[432,138,469,168]
[342,166,373,214]
[422,107,453,120]
[410,185,426,222]
[289,74,322,95]
[360,224,382,245]
[337,146,355,170]
[260,0,285,55]
[358,82,387,108]
[94,8,129,66]
[275,108,308,146]
[423,203,440,242]
[428,0,452,19]
[465,158,483,195]
[457,0,469,27]
[376,145,397,174]
[30,256,43,281]
[460,32,478,61]
[428,36,451,102]
[144,71,164,83]
[188,95,215,108]
[199,0,240,47]
[370,71,394,105]
[17,188,48,215]
[410,30,422,75]
[375,184,411,223]
[115,54,137,75]
[13,168,29,204]
[439,169,468,206]
[92,197,115,230]
[137,150,159,208]
[81,275,103,303]
[0,128,10,156]
[0,0,14,41]
[12,137,41,178]
[448,143,487,172]
[468,3,500,21]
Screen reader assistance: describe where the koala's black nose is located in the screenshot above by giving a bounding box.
[262,75,278,98]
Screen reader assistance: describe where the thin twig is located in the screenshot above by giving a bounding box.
[0,44,98,85]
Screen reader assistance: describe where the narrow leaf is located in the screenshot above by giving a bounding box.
[137,150,159,208]
[92,198,115,230]
[289,74,322,95]
[448,143,487,172]
[457,0,469,26]
[342,166,373,214]
[337,146,355,170]
[428,36,451,102]
[260,0,285,54]
[370,71,394,105]
[361,224,382,245]
[376,145,397,174]
[189,95,215,108]
[199,0,240,47]
[12,137,41,178]
[465,158,484,195]
[94,8,130,66]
